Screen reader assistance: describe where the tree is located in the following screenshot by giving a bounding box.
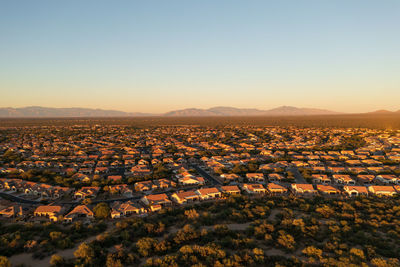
[0,256,11,267]
[232,164,248,175]
[248,163,258,172]
[302,246,322,260]
[292,218,305,233]
[136,237,157,257]
[350,247,365,261]
[370,258,400,267]
[93,202,111,219]
[185,209,199,220]
[253,248,264,263]
[74,242,94,261]
[83,198,92,205]
[277,231,295,251]
[152,164,171,179]
[50,231,62,241]
[50,254,64,266]
[315,205,335,218]
[106,254,123,267]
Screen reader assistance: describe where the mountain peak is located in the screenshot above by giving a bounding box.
[1,106,397,118]
[0,107,156,118]
[164,106,340,117]
[271,105,299,110]
[369,109,393,114]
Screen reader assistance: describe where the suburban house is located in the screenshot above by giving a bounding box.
[368,185,397,196]
[135,181,155,192]
[367,166,386,174]
[109,184,133,196]
[375,175,400,185]
[78,167,92,175]
[50,186,71,199]
[266,183,288,194]
[35,184,54,198]
[138,159,149,165]
[153,179,176,189]
[311,166,326,172]
[332,175,356,185]
[291,184,317,195]
[196,187,222,200]
[327,166,347,174]
[21,181,39,195]
[268,173,285,182]
[1,179,71,200]
[291,161,309,168]
[72,173,91,182]
[241,183,267,194]
[220,185,241,195]
[111,201,146,218]
[343,185,369,197]
[258,163,275,172]
[356,175,375,185]
[149,204,162,212]
[171,191,200,204]
[178,176,205,186]
[316,185,341,195]
[141,193,172,206]
[246,173,265,183]
[219,173,241,183]
[1,179,19,192]
[312,174,331,185]
[64,205,94,222]
[0,205,24,218]
[130,164,151,177]
[94,166,109,175]
[108,175,122,182]
[34,205,63,221]
[74,187,100,199]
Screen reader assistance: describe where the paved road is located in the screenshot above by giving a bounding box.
[0,192,40,204]
[88,195,142,205]
[0,185,203,206]
[191,164,222,185]
[288,167,307,184]
[0,191,144,205]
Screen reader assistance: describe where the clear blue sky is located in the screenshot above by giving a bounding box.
[1,0,399,113]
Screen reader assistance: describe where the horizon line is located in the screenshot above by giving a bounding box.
[1,105,399,114]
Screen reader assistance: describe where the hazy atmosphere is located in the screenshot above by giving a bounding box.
[1,2,400,267]
[1,0,399,113]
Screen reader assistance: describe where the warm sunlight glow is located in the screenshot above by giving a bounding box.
[0,1,399,113]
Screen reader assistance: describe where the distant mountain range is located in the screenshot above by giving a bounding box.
[367,109,400,114]
[164,106,341,116]
[0,106,398,118]
[0,107,153,118]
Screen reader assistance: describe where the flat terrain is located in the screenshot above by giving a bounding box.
[0,117,399,267]
[1,113,400,129]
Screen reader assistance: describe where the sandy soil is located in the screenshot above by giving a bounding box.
[10,234,99,267]
[166,222,252,236]
[203,222,251,231]
[9,222,115,267]
[268,208,281,221]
